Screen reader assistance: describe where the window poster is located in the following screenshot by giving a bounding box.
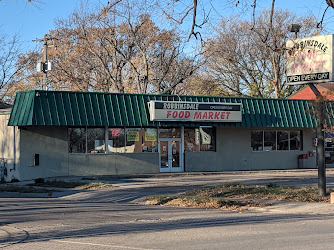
[127,131,140,141]
[111,128,122,137]
[145,129,157,141]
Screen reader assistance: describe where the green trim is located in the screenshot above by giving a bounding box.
[8,90,324,128]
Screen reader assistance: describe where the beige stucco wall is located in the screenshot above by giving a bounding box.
[0,112,20,182]
[1,123,318,180]
[17,126,159,180]
[18,126,69,180]
[185,127,317,171]
[68,153,159,176]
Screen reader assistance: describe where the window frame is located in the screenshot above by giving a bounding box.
[68,126,159,154]
[184,127,216,152]
[251,130,303,152]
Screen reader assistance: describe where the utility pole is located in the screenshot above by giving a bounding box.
[33,34,56,90]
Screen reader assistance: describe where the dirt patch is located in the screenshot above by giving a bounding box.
[144,184,332,211]
[28,180,114,190]
[0,185,55,194]
[184,184,331,202]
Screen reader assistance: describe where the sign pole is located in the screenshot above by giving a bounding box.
[286,34,331,197]
[309,83,326,196]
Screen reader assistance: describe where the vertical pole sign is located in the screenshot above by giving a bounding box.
[286,34,334,196]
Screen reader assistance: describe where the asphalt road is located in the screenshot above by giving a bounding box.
[1,170,334,249]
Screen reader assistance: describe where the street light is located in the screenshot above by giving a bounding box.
[288,24,301,39]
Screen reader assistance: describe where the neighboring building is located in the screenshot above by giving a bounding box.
[289,83,334,166]
[289,83,334,100]
[1,90,331,181]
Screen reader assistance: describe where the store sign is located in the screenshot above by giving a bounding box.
[286,34,334,85]
[148,100,242,122]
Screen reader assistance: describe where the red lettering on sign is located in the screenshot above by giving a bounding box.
[166,110,233,120]
[194,112,202,119]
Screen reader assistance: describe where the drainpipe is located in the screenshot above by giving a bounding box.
[13,126,16,171]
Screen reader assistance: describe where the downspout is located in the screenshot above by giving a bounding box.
[13,126,16,171]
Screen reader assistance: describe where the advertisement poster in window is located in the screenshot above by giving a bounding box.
[145,129,156,141]
[111,128,122,137]
[195,129,200,145]
[127,131,140,141]
[200,128,211,145]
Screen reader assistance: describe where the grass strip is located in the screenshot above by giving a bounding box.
[28,180,113,189]
[145,184,333,211]
[0,185,55,194]
[184,184,332,202]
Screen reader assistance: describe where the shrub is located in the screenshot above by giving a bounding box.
[34,178,45,184]
[11,177,19,182]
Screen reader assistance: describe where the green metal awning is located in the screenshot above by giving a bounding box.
[7,90,332,128]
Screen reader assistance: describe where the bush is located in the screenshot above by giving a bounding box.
[34,178,45,184]
[11,177,19,182]
[267,183,278,188]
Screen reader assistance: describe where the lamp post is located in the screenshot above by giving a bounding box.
[287,24,326,196]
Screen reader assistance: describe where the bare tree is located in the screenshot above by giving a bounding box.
[201,10,319,98]
[0,33,22,102]
[15,1,199,95]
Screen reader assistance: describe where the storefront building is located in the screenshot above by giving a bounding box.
[0,90,331,181]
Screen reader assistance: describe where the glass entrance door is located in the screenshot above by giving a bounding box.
[159,138,183,172]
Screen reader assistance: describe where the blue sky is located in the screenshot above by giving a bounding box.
[0,0,334,52]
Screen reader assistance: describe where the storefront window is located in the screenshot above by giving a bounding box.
[252,130,302,151]
[159,128,181,138]
[199,127,215,151]
[142,128,158,152]
[251,131,263,151]
[68,128,86,153]
[69,127,160,154]
[184,127,215,152]
[264,131,276,151]
[125,128,142,153]
[87,128,106,153]
[108,128,125,153]
[290,131,302,150]
[325,134,334,164]
[277,131,289,150]
[184,128,200,152]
